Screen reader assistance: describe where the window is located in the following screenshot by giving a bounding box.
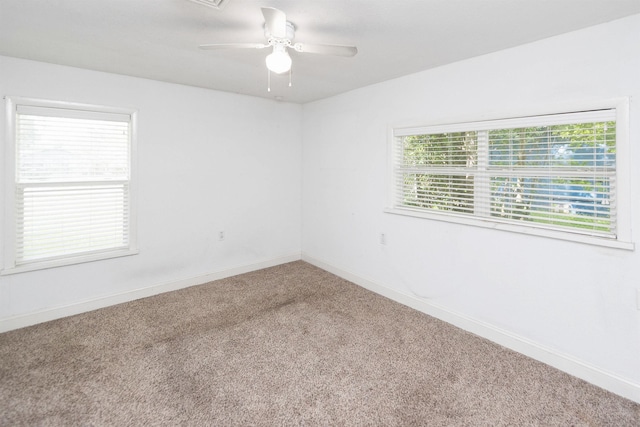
[3,97,137,274]
[388,102,632,249]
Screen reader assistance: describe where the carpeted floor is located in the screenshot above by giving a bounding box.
[1,261,638,426]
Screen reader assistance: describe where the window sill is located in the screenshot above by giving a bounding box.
[384,207,634,251]
[1,248,139,276]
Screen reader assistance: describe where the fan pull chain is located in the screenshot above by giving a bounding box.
[289,68,292,87]
[267,69,271,92]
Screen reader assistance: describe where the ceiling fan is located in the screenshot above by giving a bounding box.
[199,7,358,78]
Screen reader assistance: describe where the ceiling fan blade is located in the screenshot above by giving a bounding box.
[293,43,358,57]
[261,7,287,39]
[199,43,268,50]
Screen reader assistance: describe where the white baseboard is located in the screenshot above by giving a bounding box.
[302,253,640,404]
[0,253,301,334]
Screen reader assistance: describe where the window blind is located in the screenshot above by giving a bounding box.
[14,106,131,264]
[392,109,617,238]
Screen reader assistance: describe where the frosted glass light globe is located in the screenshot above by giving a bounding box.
[266,46,292,74]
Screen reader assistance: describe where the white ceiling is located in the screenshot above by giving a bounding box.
[2,0,640,104]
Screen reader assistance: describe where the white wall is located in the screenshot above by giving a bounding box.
[0,56,302,325]
[302,14,640,399]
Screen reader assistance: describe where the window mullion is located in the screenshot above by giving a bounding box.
[475,130,490,217]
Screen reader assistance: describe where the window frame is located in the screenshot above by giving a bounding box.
[386,99,633,250]
[2,96,139,275]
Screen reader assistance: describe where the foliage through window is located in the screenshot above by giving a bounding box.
[391,109,620,240]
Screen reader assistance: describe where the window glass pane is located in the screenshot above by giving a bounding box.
[402,132,477,167]
[17,184,129,262]
[488,122,615,169]
[490,176,612,233]
[17,115,129,183]
[552,121,616,168]
[400,173,474,214]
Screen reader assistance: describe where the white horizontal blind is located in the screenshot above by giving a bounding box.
[395,131,478,215]
[15,106,131,264]
[392,109,617,238]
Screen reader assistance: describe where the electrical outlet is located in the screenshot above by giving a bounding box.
[380,233,386,245]
[218,231,225,241]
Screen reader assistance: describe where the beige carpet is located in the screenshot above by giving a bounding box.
[1,261,638,426]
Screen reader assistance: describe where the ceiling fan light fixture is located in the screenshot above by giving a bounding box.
[265,45,292,74]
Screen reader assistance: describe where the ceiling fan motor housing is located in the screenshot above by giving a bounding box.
[264,21,296,43]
